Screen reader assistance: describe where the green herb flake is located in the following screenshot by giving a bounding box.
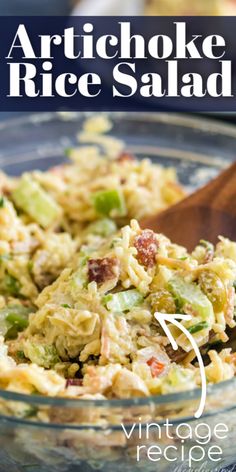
[188,321,209,334]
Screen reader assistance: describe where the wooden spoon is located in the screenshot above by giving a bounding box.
[141,161,236,252]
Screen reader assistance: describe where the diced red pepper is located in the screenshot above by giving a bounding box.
[147,357,165,378]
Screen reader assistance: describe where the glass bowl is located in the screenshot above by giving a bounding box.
[1,112,236,472]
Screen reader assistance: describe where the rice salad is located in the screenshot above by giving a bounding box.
[0,117,235,407]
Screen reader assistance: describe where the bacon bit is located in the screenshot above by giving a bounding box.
[88,257,119,284]
[147,357,165,378]
[165,345,187,363]
[66,379,83,388]
[225,287,236,328]
[117,152,135,163]
[134,230,158,268]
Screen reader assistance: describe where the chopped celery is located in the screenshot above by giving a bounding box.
[103,289,143,312]
[188,321,209,334]
[86,218,117,237]
[12,174,61,228]
[6,312,29,330]
[168,275,214,322]
[24,342,59,369]
[0,304,32,338]
[92,189,127,217]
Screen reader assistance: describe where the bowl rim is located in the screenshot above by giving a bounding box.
[0,377,236,409]
[1,111,236,139]
[0,111,236,417]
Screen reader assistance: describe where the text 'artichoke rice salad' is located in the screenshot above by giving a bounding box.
[0,115,235,414]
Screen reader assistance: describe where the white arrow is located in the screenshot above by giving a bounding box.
[154,312,207,419]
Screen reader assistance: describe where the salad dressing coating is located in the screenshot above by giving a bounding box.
[0,123,235,409]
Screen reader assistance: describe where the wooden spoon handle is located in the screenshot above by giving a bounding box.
[178,161,236,215]
[141,161,236,249]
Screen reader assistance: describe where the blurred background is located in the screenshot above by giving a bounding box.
[1,0,236,16]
